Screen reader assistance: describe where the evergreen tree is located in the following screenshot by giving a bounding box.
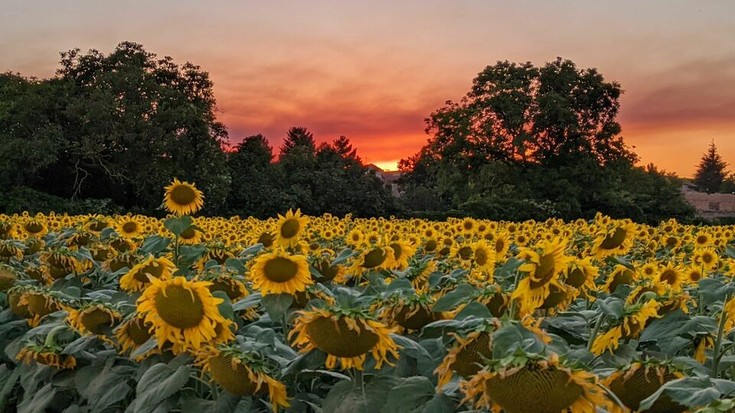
[694,141,728,194]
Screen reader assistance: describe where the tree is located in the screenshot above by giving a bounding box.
[694,141,729,194]
[227,135,286,217]
[0,42,230,213]
[399,58,690,223]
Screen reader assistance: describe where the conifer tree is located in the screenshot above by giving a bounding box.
[694,141,728,194]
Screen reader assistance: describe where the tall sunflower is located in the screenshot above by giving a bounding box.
[290,307,399,370]
[605,361,686,413]
[137,276,233,353]
[249,249,312,295]
[163,178,204,216]
[274,209,308,248]
[511,238,571,316]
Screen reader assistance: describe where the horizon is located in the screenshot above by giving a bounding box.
[2,1,734,176]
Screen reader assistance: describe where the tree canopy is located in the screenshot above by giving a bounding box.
[399,58,693,223]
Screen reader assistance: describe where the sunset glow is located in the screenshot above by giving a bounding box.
[2,1,733,177]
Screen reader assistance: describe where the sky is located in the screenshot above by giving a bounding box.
[1,1,734,176]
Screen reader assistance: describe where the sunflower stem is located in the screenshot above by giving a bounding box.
[508,270,522,320]
[587,314,604,352]
[44,324,67,348]
[712,293,731,378]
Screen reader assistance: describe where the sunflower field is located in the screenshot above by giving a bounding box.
[1,181,735,413]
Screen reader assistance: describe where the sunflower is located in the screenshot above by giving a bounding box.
[17,343,76,370]
[117,216,142,239]
[605,361,686,413]
[380,293,442,331]
[18,288,63,326]
[591,299,661,355]
[274,209,308,248]
[388,238,415,270]
[163,178,205,216]
[511,238,571,316]
[0,264,18,291]
[115,313,156,357]
[350,245,396,275]
[471,240,496,277]
[200,346,289,412]
[120,255,176,292]
[564,257,598,294]
[67,303,122,335]
[136,276,234,353]
[461,353,614,413]
[0,240,23,261]
[591,222,636,259]
[435,328,496,389]
[249,249,312,295]
[603,265,637,294]
[655,262,685,292]
[290,307,399,370]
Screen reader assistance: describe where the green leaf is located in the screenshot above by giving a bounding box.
[639,377,734,410]
[164,216,193,237]
[381,376,455,413]
[454,301,491,320]
[17,382,56,413]
[261,293,293,322]
[492,323,545,358]
[224,257,246,274]
[323,376,399,413]
[432,283,477,312]
[139,235,171,255]
[596,296,624,319]
[0,365,20,412]
[133,363,191,413]
[212,291,235,321]
[233,293,261,312]
[130,337,158,360]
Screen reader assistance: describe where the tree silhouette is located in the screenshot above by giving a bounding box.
[694,141,729,194]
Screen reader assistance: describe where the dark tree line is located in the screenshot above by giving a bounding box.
[694,142,735,194]
[0,43,696,222]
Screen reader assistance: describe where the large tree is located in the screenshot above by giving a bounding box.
[0,42,230,213]
[694,141,729,194]
[399,58,692,222]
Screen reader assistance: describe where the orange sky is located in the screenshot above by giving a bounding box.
[1,1,734,176]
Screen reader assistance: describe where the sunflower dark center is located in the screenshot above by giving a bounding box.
[170,185,197,205]
[154,284,204,329]
[390,243,403,260]
[180,227,197,239]
[453,333,492,377]
[457,246,473,260]
[475,249,489,266]
[127,318,153,345]
[660,269,678,285]
[208,355,262,396]
[80,308,114,335]
[133,261,165,282]
[566,267,586,287]
[362,248,387,268]
[306,316,379,357]
[530,254,556,288]
[600,227,627,250]
[280,219,300,239]
[485,367,583,413]
[25,222,44,233]
[263,257,299,282]
[122,222,138,233]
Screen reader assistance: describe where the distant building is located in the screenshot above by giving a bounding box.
[366,164,402,197]
[682,181,735,220]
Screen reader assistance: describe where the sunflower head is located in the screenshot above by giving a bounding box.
[164,178,205,216]
[115,313,156,357]
[67,303,121,336]
[17,343,76,370]
[461,352,615,413]
[290,300,399,370]
[120,255,176,292]
[249,249,312,296]
[199,344,290,411]
[136,276,234,354]
[274,209,308,248]
[605,361,686,413]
